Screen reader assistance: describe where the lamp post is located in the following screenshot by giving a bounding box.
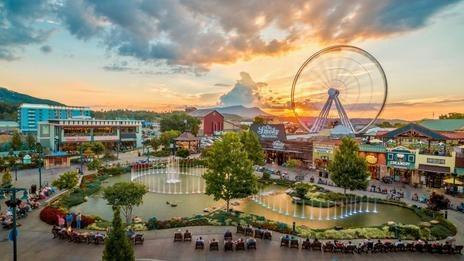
[0,187,28,261]
[36,143,43,188]
[79,144,83,175]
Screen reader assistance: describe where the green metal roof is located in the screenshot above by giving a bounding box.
[420,119,464,132]
[359,144,387,153]
[382,123,447,140]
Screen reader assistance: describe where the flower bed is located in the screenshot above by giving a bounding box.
[40,206,96,228]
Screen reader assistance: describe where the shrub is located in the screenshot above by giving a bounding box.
[153,150,171,157]
[430,224,452,240]
[87,159,102,171]
[1,170,12,186]
[60,188,86,208]
[52,171,79,190]
[176,148,190,158]
[147,217,158,230]
[40,206,66,225]
[262,172,271,180]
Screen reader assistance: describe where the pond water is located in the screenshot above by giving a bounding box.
[72,171,421,229]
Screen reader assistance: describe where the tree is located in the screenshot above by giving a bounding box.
[203,132,258,212]
[253,116,266,124]
[103,207,134,261]
[328,137,369,194]
[439,112,464,119]
[103,182,147,224]
[149,137,160,151]
[91,142,105,157]
[26,133,36,150]
[427,192,450,211]
[11,130,22,151]
[158,130,181,149]
[239,130,265,165]
[52,171,79,189]
[1,170,12,187]
[160,112,201,135]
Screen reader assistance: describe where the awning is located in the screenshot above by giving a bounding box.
[418,164,450,174]
[444,178,463,185]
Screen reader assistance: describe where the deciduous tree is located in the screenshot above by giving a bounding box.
[103,182,147,224]
[239,130,265,165]
[11,130,22,151]
[203,132,258,212]
[328,137,369,194]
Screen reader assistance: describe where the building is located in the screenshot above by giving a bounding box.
[189,110,224,136]
[37,118,142,152]
[18,103,92,133]
[381,123,464,188]
[175,132,200,153]
[358,144,388,180]
[0,121,19,134]
[251,123,313,166]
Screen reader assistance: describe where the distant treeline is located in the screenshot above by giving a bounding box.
[0,102,18,121]
[92,109,162,121]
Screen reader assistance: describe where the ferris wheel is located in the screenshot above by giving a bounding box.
[291,45,388,134]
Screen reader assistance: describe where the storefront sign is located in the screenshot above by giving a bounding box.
[63,136,91,142]
[426,157,445,165]
[272,140,285,150]
[366,155,378,165]
[314,146,333,154]
[250,124,286,141]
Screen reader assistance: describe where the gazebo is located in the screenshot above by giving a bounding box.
[175,132,200,154]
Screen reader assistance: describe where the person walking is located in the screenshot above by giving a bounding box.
[65,212,73,229]
[76,213,82,229]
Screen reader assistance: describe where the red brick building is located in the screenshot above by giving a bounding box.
[189,109,224,136]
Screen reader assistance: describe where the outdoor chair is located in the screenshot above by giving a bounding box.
[406,243,415,252]
[236,241,245,251]
[311,241,322,251]
[323,243,334,253]
[431,244,443,254]
[224,241,234,251]
[333,244,345,253]
[453,245,463,254]
[195,241,204,249]
[174,232,183,242]
[247,241,256,250]
[254,229,263,239]
[245,228,253,236]
[442,244,452,254]
[302,240,311,250]
[87,234,95,244]
[384,242,395,252]
[236,225,244,234]
[183,232,192,241]
[345,245,356,254]
[290,239,299,249]
[424,243,433,253]
[224,232,233,241]
[51,226,60,239]
[94,236,105,245]
[280,238,290,247]
[209,241,219,251]
[134,234,144,245]
[372,243,383,253]
[414,244,423,253]
[263,231,272,240]
[78,234,88,243]
[396,244,406,252]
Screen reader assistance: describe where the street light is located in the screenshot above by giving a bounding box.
[36,143,43,188]
[0,186,28,261]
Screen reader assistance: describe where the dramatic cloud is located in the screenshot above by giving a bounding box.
[219,72,267,107]
[0,0,461,70]
[0,0,53,60]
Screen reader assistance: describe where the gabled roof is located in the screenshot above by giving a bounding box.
[188,109,223,118]
[381,123,448,140]
[175,132,199,141]
[420,119,464,132]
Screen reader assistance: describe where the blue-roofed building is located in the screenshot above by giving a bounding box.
[18,103,92,133]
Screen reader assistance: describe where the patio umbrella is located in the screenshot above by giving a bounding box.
[444,178,463,185]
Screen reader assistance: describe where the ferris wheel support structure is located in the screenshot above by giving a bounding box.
[310,88,355,134]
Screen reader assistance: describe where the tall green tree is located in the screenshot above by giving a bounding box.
[158,130,181,149]
[328,137,369,194]
[103,207,134,261]
[91,142,105,157]
[160,112,201,135]
[103,182,147,224]
[203,132,258,212]
[239,130,265,165]
[25,133,36,150]
[11,130,22,151]
[253,116,267,124]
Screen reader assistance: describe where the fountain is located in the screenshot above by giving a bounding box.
[333,202,337,220]
[301,200,305,219]
[166,157,181,184]
[366,197,370,213]
[373,198,378,213]
[326,201,330,220]
[318,201,322,220]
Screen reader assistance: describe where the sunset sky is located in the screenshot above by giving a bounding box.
[1,0,463,120]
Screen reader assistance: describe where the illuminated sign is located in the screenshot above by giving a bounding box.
[250,124,286,141]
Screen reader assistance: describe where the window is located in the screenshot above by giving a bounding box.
[408,155,415,162]
[388,153,394,160]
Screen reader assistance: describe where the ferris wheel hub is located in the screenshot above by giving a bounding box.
[328,88,339,98]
